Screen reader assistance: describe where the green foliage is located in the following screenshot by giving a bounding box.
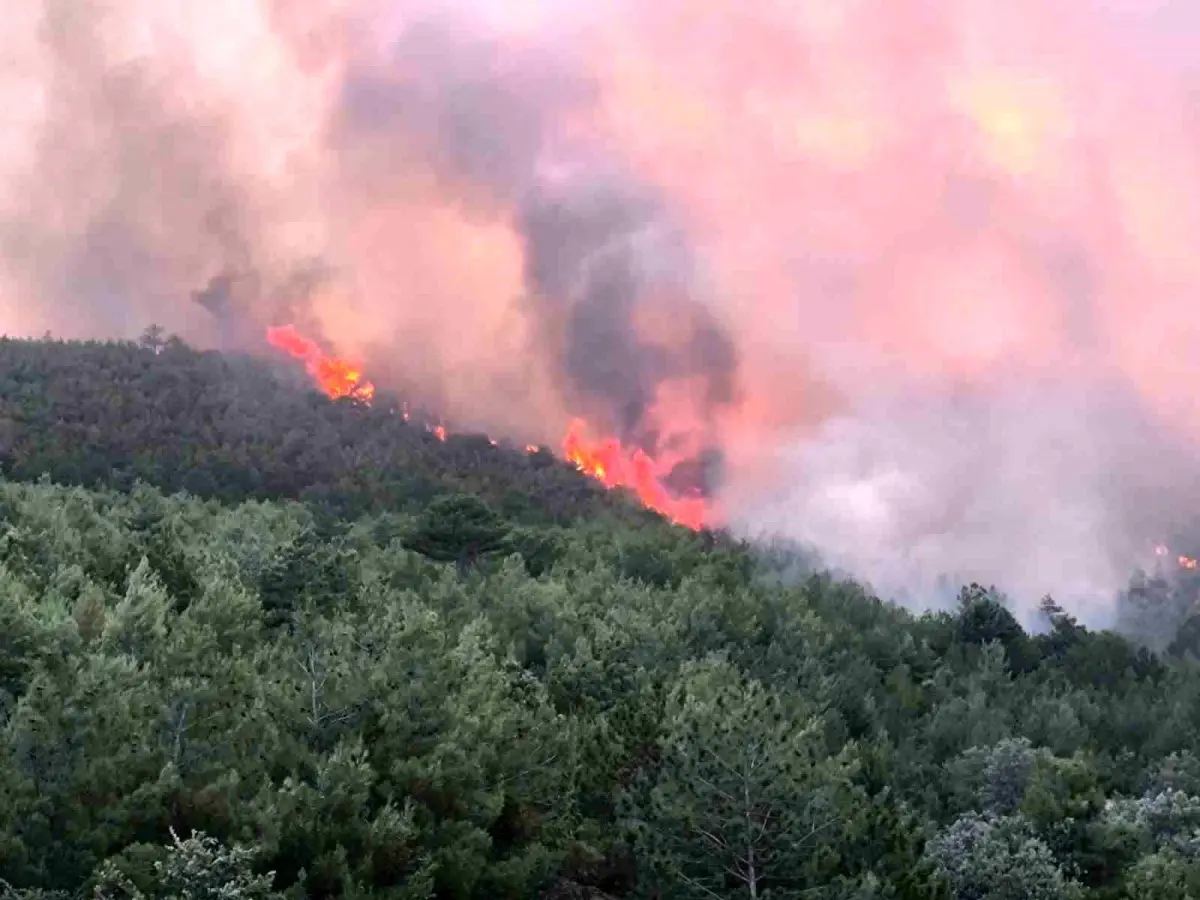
[403,494,511,573]
[946,738,1037,817]
[954,585,1037,672]
[0,337,1199,899]
[623,656,856,898]
[505,526,566,578]
[926,814,1083,900]
[1120,850,1200,900]
[0,337,632,527]
[92,829,279,900]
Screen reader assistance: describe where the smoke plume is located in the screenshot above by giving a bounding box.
[5,0,1200,622]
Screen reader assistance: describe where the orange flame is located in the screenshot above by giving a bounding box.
[266,326,707,529]
[562,418,708,529]
[266,325,375,401]
[1153,543,1199,572]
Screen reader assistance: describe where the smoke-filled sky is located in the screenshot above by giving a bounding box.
[4,0,1200,623]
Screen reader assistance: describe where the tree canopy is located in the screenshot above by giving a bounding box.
[0,336,1197,899]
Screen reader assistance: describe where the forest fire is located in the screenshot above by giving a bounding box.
[562,419,709,529]
[266,325,375,402]
[1155,545,1199,572]
[267,327,707,529]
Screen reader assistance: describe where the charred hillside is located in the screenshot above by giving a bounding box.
[0,334,661,526]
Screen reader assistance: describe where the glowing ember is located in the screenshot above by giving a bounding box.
[562,418,708,529]
[430,424,447,441]
[266,325,375,402]
[1152,543,1199,572]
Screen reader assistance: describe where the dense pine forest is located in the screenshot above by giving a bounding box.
[4,335,1200,899]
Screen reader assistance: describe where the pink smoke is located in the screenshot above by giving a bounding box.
[4,0,1200,620]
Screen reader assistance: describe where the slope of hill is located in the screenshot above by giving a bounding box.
[1,338,1200,900]
[0,335,651,526]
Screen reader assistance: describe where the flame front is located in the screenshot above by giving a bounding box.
[266,326,706,529]
[562,419,708,529]
[266,325,375,402]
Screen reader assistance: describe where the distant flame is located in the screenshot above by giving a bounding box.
[265,326,707,530]
[562,418,708,529]
[266,325,375,401]
[1153,543,1198,572]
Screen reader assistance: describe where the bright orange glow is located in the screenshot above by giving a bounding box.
[266,324,376,402]
[562,418,708,529]
[430,424,447,441]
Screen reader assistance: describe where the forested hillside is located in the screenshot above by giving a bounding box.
[3,337,1200,900]
[0,335,641,526]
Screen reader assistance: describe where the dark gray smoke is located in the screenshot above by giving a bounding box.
[337,13,739,489]
[519,173,737,458]
[339,16,594,202]
[191,262,345,352]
